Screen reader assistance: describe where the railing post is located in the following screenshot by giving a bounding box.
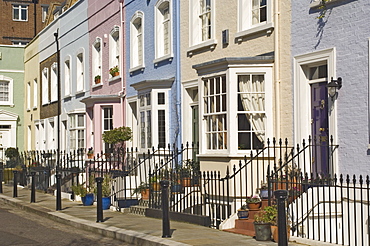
[160,180,171,238]
[0,163,3,193]
[31,171,36,203]
[96,177,104,222]
[56,173,62,210]
[274,189,288,246]
[13,170,18,197]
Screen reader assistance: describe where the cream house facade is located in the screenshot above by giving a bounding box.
[180,0,292,173]
[24,38,41,151]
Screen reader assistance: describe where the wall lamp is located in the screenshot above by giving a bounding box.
[327,77,342,99]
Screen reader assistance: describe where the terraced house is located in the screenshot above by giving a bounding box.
[3,0,370,245]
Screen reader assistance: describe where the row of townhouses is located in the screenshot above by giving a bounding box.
[0,0,369,244]
[2,0,367,175]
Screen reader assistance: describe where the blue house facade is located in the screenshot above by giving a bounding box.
[124,0,181,151]
[59,0,89,153]
[291,0,370,175]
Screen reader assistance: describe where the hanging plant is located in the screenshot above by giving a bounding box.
[317,0,328,19]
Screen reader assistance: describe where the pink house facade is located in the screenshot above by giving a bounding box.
[82,0,125,154]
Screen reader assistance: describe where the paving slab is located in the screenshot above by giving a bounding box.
[0,185,328,246]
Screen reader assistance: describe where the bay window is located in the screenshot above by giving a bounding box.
[237,74,265,150]
[70,114,85,150]
[203,75,227,150]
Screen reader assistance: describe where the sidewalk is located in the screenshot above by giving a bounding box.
[0,185,322,246]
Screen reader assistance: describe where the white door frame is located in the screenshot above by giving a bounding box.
[293,48,338,173]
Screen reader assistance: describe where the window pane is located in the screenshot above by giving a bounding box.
[158,110,166,148]
[237,74,265,151]
[77,114,84,127]
[158,92,165,105]
[147,110,152,147]
[140,112,145,148]
[204,75,227,150]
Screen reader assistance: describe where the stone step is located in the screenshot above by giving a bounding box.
[129,204,147,216]
[224,228,255,237]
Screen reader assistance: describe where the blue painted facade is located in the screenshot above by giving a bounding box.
[292,0,370,175]
[59,0,89,124]
[125,0,181,148]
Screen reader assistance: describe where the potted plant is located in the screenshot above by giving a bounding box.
[259,182,270,199]
[5,147,19,168]
[171,180,182,193]
[246,195,262,210]
[71,181,94,206]
[253,205,277,241]
[149,176,160,191]
[87,147,94,159]
[101,174,112,210]
[265,205,290,242]
[102,126,132,149]
[179,163,192,187]
[109,65,119,77]
[132,182,150,200]
[94,75,101,84]
[237,204,249,219]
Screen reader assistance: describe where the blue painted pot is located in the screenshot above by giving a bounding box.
[81,193,94,206]
[102,197,111,210]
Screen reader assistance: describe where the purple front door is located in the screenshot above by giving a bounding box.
[311,82,329,175]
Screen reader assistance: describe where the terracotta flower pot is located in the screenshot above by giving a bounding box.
[141,189,149,200]
[247,202,261,210]
[181,177,192,187]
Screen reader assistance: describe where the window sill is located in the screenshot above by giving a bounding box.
[92,83,103,89]
[153,54,173,65]
[63,94,72,100]
[32,106,37,110]
[75,90,85,96]
[26,108,31,112]
[235,22,274,42]
[187,39,217,56]
[108,75,121,83]
[129,65,145,75]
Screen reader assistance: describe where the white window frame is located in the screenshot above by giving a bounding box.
[130,11,145,72]
[12,4,28,21]
[139,93,151,149]
[64,57,71,97]
[188,0,216,54]
[33,79,37,109]
[27,82,31,110]
[202,75,228,151]
[76,51,84,92]
[0,76,13,106]
[199,66,273,156]
[154,0,172,63]
[109,26,120,74]
[92,38,102,85]
[42,67,49,105]
[102,107,113,153]
[69,113,85,151]
[41,5,49,23]
[50,62,58,102]
[236,0,273,40]
[154,89,169,148]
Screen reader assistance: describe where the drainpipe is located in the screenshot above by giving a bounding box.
[274,0,281,140]
[175,0,181,148]
[119,0,126,126]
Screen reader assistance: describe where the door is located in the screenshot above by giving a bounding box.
[311,82,329,175]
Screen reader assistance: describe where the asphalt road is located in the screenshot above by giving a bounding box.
[0,201,133,246]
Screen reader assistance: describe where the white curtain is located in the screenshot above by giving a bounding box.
[238,75,265,142]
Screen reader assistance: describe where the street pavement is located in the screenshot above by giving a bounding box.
[0,185,334,246]
[0,201,131,246]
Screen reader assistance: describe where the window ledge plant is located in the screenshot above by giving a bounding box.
[109,65,119,77]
